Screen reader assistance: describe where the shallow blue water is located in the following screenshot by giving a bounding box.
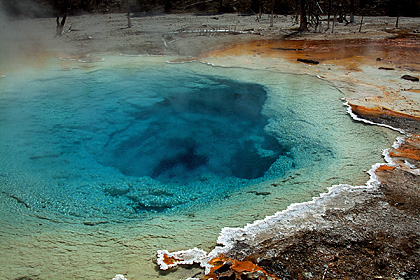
[0,62,334,220]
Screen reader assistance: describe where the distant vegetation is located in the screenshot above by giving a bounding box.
[1,0,419,18]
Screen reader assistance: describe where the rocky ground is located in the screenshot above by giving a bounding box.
[208,167,420,280]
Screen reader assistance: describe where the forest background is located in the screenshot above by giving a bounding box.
[2,0,419,19]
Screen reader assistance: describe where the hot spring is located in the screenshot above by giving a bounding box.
[0,56,397,279]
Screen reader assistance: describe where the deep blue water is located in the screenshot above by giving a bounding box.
[99,72,284,182]
[0,63,332,219]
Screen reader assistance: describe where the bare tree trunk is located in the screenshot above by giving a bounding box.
[126,0,131,28]
[164,0,172,12]
[55,0,69,36]
[326,0,332,31]
[395,2,400,28]
[299,0,308,31]
[56,15,66,36]
[359,14,364,32]
[270,0,274,27]
[350,0,355,23]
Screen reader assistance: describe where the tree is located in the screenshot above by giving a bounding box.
[164,0,172,12]
[126,0,131,28]
[270,0,275,27]
[299,0,308,31]
[251,0,262,18]
[56,15,67,36]
[350,0,355,23]
[326,0,332,30]
[54,0,69,36]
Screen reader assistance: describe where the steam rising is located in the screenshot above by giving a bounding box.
[0,0,53,18]
[0,0,56,71]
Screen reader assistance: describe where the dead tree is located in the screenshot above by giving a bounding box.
[126,0,132,28]
[56,16,67,36]
[297,0,323,32]
[326,0,332,30]
[270,0,274,27]
[336,1,349,24]
[251,0,263,21]
[308,1,323,32]
[164,0,172,12]
[350,0,355,23]
[299,0,308,31]
[54,0,69,36]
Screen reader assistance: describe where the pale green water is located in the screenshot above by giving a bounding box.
[0,56,398,280]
